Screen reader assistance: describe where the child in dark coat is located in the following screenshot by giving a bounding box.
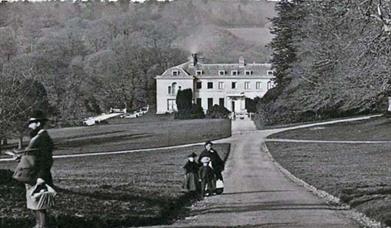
[183,152,199,193]
[198,156,215,197]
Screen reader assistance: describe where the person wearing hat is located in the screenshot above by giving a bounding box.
[18,110,54,228]
[198,141,225,181]
[183,152,200,193]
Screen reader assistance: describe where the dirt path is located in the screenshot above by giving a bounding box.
[153,117,385,227]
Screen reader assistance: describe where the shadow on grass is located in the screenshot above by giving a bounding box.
[55,133,152,149]
[192,202,335,215]
[0,169,198,228]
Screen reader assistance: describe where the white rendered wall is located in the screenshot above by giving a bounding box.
[156,78,194,114]
[194,78,273,112]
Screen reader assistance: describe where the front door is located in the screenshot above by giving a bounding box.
[231,101,235,113]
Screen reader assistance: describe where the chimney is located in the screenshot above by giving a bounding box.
[191,53,198,66]
[239,56,245,68]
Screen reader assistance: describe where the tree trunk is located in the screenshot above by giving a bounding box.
[388,96,391,112]
[18,135,23,149]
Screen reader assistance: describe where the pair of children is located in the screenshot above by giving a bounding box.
[183,152,215,197]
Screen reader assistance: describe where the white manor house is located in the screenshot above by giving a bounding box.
[155,54,275,114]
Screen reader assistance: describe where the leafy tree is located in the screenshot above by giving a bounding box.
[190,103,205,119]
[206,104,231,119]
[245,97,260,113]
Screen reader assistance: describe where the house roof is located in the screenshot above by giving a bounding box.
[157,58,274,79]
[184,63,272,77]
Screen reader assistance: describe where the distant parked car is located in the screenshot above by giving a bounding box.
[120,112,140,118]
[83,117,96,126]
[139,105,149,114]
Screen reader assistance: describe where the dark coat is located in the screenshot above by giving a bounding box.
[198,165,214,182]
[183,161,200,192]
[198,149,224,173]
[183,161,199,174]
[26,129,54,186]
[198,165,215,194]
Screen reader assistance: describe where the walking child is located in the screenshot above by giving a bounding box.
[183,152,200,193]
[198,156,215,197]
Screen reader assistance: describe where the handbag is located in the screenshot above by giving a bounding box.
[216,179,224,189]
[12,154,37,184]
[215,179,224,195]
[29,184,57,210]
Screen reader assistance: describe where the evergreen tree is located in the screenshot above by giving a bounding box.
[269,0,305,87]
[175,88,193,119]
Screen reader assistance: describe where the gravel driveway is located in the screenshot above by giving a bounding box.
[153,118,370,227]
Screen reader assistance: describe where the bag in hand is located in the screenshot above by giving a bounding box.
[13,154,37,185]
[29,183,57,210]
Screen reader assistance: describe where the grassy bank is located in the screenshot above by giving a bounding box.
[268,116,389,141]
[266,116,391,226]
[1,119,231,158]
[1,144,230,228]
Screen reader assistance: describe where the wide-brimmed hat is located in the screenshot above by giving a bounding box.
[200,156,210,163]
[188,152,197,158]
[28,110,48,124]
[204,141,213,146]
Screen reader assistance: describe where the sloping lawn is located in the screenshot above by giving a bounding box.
[1,119,231,158]
[268,116,391,141]
[0,144,230,228]
[266,116,391,226]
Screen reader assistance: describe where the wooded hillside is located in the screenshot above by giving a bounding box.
[257,0,391,126]
[0,0,275,137]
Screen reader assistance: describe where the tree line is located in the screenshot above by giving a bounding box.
[0,0,274,142]
[256,0,391,126]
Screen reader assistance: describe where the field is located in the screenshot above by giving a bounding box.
[0,118,231,227]
[1,118,231,158]
[1,144,230,228]
[266,116,391,226]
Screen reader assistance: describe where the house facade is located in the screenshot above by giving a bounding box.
[155,55,275,114]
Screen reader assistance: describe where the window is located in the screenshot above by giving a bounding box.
[218,82,224,89]
[171,82,177,95]
[231,82,237,89]
[267,70,274,76]
[245,70,253,75]
[219,98,224,107]
[196,70,203,76]
[244,81,250,90]
[168,86,171,94]
[231,70,238,76]
[196,82,202,89]
[218,70,225,76]
[267,81,274,89]
[172,70,180,76]
[196,98,202,106]
[207,82,213,89]
[256,82,261,89]
[208,98,213,110]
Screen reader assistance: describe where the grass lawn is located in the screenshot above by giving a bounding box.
[1,118,231,158]
[0,144,230,228]
[268,116,391,141]
[266,116,391,226]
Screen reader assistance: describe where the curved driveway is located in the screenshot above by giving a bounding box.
[162,116,383,227]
